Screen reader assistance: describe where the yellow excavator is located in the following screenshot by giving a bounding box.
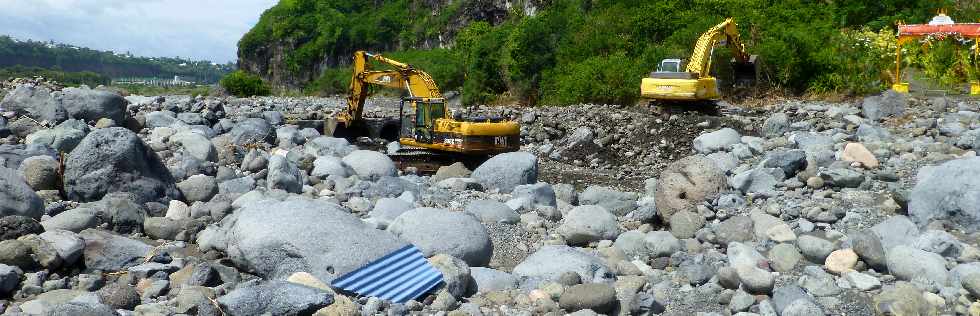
[327,51,520,169]
[640,18,757,104]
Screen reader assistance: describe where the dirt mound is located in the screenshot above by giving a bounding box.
[522,104,762,190]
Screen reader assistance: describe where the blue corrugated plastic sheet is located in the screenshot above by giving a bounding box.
[331,244,444,303]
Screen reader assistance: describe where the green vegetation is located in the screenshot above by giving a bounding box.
[220,70,272,97]
[114,84,214,97]
[239,0,461,74]
[243,0,980,104]
[0,65,109,87]
[0,36,233,83]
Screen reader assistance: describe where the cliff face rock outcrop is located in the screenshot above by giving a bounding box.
[237,0,541,89]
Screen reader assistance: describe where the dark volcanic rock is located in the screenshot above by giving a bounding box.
[217,280,334,315]
[0,215,43,240]
[0,167,44,220]
[64,127,180,204]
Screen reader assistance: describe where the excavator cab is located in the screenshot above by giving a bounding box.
[658,59,683,73]
[400,97,446,144]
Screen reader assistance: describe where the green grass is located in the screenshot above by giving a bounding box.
[112,84,214,97]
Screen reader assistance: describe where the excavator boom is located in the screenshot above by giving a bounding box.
[685,18,753,77]
[340,51,443,126]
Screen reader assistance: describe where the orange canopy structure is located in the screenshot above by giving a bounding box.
[893,13,980,94]
[899,23,980,40]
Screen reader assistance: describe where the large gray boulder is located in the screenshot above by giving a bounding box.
[41,207,101,232]
[557,205,620,245]
[512,245,614,285]
[0,167,44,220]
[79,229,153,271]
[578,186,637,216]
[656,155,726,221]
[870,215,920,252]
[266,155,303,193]
[0,143,58,170]
[64,127,180,204]
[772,285,822,316]
[472,152,538,193]
[176,175,218,203]
[470,267,518,293]
[229,118,274,145]
[170,131,216,162]
[57,87,128,123]
[19,155,60,191]
[861,90,907,121]
[342,150,397,181]
[39,230,85,266]
[856,124,893,142]
[0,264,21,296]
[791,132,834,153]
[1,84,128,124]
[512,183,557,207]
[0,215,42,240]
[731,168,782,197]
[909,157,980,232]
[388,207,492,267]
[886,245,949,286]
[819,168,864,188]
[693,128,741,154]
[464,200,520,224]
[217,280,333,316]
[311,156,353,178]
[303,136,355,157]
[202,198,407,283]
[760,150,807,178]
[367,197,415,229]
[25,120,87,153]
[144,111,178,128]
[0,84,67,123]
[762,113,790,138]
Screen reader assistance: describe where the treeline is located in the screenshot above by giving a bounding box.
[239,0,465,74]
[0,65,110,87]
[245,0,980,105]
[0,36,234,84]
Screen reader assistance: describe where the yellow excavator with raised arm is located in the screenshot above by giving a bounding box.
[328,51,520,170]
[640,18,758,106]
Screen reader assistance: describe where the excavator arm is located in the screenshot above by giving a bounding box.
[685,18,754,78]
[330,50,519,159]
[339,51,443,126]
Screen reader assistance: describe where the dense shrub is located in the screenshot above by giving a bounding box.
[249,0,980,103]
[220,70,271,97]
[540,52,643,105]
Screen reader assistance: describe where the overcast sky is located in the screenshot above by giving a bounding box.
[0,0,278,63]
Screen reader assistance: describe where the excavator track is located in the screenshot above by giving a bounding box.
[390,147,489,174]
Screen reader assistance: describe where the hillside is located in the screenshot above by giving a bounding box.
[238,0,980,105]
[0,36,234,84]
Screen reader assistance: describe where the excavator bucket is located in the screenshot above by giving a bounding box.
[326,117,368,139]
[731,55,759,86]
